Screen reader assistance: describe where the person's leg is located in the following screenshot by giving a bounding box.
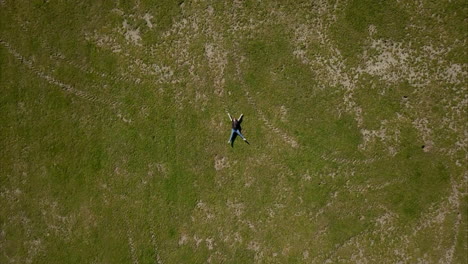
[235,130,247,141]
[228,129,236,143]
[236,130,249,144]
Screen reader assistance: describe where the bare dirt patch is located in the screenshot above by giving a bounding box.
[214,155,229,171]
[122,19,142,46]
[143,13,154,29]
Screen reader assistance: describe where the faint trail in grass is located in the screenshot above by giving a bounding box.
[232,55,299,148]
[320,152,380,165]
[320,226,373,264]
[0,38,120,108]
[13,20,129,86]
[205,43,227,97]
[444,203,463,264]
[312,191,339,221]
[126,228,139,264]
[17,11,176,88]
[150,227,164,264]
[319,171,466,263]
[409,174,466,263]
[245,91,299,148]
[38,37,176,89]
[347,178,405,194]
[83,32,179,86]
[45,44,142,86]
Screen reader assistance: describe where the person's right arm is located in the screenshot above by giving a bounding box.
[228,113,233,121]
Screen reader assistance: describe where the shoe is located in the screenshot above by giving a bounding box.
[228,141,231,144]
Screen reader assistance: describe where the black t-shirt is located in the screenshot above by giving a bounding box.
[232,119,241,130]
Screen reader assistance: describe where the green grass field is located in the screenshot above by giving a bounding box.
[1,0,467,263]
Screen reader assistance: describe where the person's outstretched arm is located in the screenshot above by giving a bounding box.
[228,113,233,121]
[238,114,244,123]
